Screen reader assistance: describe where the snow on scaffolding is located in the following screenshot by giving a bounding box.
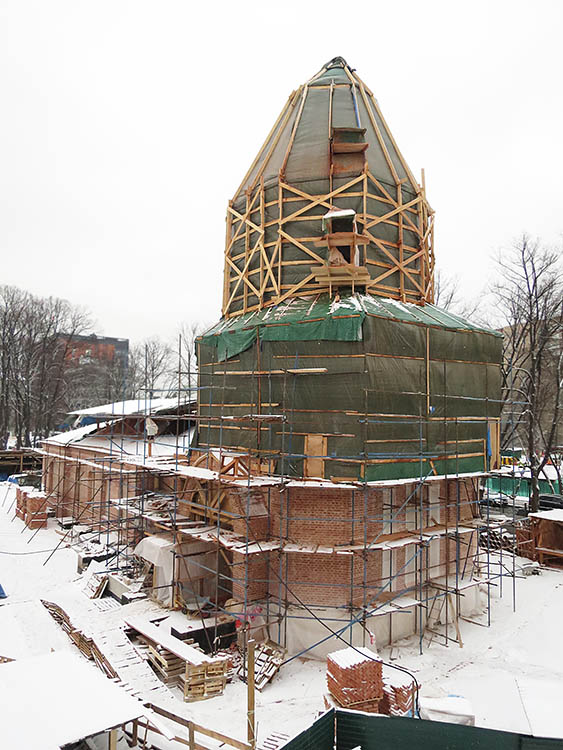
[179,524,281,553]
[68,397,189,418]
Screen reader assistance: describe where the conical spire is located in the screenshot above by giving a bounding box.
[223,59,434,317]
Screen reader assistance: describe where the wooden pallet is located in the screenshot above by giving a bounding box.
[238,640,286,691]
[125,616,229,702]
[84,573,109,599]
[146,643,186,684]
[258,731,290,750]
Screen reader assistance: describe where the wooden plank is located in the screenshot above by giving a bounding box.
[125,617,214,665]
[210,369,327,376]
[247,640,256,749]
[304,434,327,479]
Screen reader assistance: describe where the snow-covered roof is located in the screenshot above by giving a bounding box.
[0,651,144,749]
[529,509,563,523]
[43,425,195,456]
[44,421,111,445]
[72,429,195,457]
[69,397,189,417]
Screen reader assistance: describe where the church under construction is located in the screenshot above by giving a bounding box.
[41,57,504,658]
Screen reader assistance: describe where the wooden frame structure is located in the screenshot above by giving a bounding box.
[222,57,435,318]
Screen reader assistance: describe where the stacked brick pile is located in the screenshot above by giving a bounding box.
[326,647,383,711]
[15,486,48,529]
[382,665,417,716]
[14,485,27,520]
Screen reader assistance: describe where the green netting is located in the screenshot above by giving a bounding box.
[281,709,334,750]
[196,294,502,482]
[217,328,257,362]
[200,296,365,361]
[199,294,499,362]
[364,456,485,482]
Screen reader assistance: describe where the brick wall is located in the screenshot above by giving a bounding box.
[40,444,482,620]
[269,486,384,546]
[273,550,385,608]
[440,478,478,525]
[231,550,270,603]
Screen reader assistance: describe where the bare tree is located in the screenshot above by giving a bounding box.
[494,235,563,510]
[0,285,91,446]
[30,297,91,442]
[64,349,128,410]
[172,321,206,400]
[434,269,483,320]
[434,269,459,311]
[130,337,173,400]
[0,286,26,447]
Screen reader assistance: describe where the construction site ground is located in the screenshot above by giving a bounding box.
[1,481,562,744]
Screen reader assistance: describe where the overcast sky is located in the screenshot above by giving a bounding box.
[1,1,562,343]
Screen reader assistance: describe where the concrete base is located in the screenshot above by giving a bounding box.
[269,584,483,660]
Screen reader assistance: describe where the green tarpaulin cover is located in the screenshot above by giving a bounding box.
[200,294,499,362]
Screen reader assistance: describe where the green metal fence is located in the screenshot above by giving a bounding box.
[280,709,334,750]
[487,473,558,499]
[281,710,563,750]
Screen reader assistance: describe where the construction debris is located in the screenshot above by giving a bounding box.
[41,596,173,700]
[382,665,418,716]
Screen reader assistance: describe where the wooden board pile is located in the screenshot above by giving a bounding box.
[15,486,48,529]
[180,660,227,701]
[326,646,383,712]
[41,599,119,679]
[125,616,228,702]
[41,598,173,701]
[146,642,186,684]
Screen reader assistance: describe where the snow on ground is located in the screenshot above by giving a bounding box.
[384,564,563,736]
[0,484,78,659]
[1,481,563,743]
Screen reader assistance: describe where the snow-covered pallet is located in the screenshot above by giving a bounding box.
[41,592,173,702]
[238,640,286,691]
[258,731,290,750]
[83,572,108,599]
